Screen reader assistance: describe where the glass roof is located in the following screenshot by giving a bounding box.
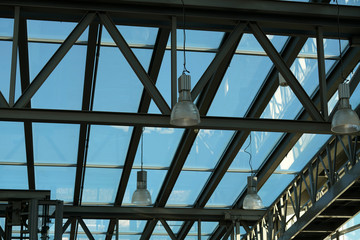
[0,1,359,239]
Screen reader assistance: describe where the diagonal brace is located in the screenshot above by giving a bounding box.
[98,13,171,115]
[14,13,96,108]
[249,22,324,121]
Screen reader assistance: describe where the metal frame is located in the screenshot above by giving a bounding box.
[0,1,359,240]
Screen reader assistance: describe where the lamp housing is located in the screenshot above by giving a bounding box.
[331,83,360,134]
[170,73,200,126]
[131,170,151,206]
[243,176,264,210]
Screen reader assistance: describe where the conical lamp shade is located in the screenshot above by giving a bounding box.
[331,83,360,134]
[131,171,151,206]
[243,176,264,210]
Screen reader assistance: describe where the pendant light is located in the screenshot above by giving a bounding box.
[242,133,264,210]
[131,128,151,205]
[331,0,360,134]
[170,0,200,127]
[331,83,360,134]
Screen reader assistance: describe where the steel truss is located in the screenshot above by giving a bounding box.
[0,1,359,240]
[241,133,360,240]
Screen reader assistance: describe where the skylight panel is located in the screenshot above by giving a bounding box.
[87,125,133,166]
[0,165,28,189]
[167,171,211,206]
[33,123,79,164]
[0,18,13,37]
[0,122,26,163]
[35,166,76,202]
[82,167,123,204]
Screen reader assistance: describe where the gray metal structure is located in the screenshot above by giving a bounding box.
[0,0,359,239]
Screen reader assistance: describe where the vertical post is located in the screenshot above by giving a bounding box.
[4,211,12,240]
[29,199,38,240]
[9,6,20,107]
[55,201,64,240]
[316,26,328,120]
[171,16,177,108]
[236,221,240,240]
[197,219,201,240]
[116,219,119,240]
[230,224,235,240]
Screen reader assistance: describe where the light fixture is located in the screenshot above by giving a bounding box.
[278,73,288,87]
[170,0,200,127]
[170,73,200,126]
[242,133,264,210]
[243,176,264,210]
[330,0,360,134]
[331,83,360,134]
[131,128,152,206]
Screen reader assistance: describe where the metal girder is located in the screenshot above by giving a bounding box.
[140,30,242,240]
[105,28,170,240]
[18,13,35,190]
[190,36,308,240]
[249,22,324,121]
[160,219,178,240]
[98,13,170,115]
[0,190,50,200]
[9,6,19,107]
[0,92,9,108]
[78,218,95,240]
[279,148,360,240]
[0,109,337,134]
[62,206,265,222]
[0,0,360,38]
[13,12,95,108]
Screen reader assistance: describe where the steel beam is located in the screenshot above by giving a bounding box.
[0,92,9,108]
[250,22,324,121]
[171,16,177,108]
[316,26,329,120]
[54,201,64,240]
[9,6,19,107]
[13,13,95,108]
[62,206,265,221]
[18,14,35,190]
[0,0,359,37]
[0,190,50,200]
[160,219,178,240]
[98,13,170,115]
[0,108,336,134]
[78,218,95,240]
[105,28,170,240]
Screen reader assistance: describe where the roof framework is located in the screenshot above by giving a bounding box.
[0,0,359,239]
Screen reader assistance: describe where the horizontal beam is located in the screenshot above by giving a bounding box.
[62,206,265,221]
[0,1,359,37]
[0,189,50,200]
[0,108,335,134]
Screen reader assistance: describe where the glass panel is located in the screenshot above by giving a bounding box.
[93,45,152,112]
[33,123,79,164]
[149,50,215,113]
[117,220,146,233]
[206,172,248,207]
[27,20,88,41]
[230,132,283,171]
[208,55,273,117]
[237,34,288,52]
[184,130,234,169]
[258,173,294,207]
[123,169,167,205]
[82,167,122,204]
[187,221,218,235]
[35,166,76,202]
[29,43,87,110]
[277,134,331,172]
[0,41,12,102]
[83,219,109,232]
[330,0,360,6]
[0,122,26,163]
[172,29,224,49]
[0,165,28,189]
[87,125,133,166]
[0,18,13,36]
[133,127,183,168]
[167,171,211,206]
[117,25,158,45]
[114,235,141,240]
